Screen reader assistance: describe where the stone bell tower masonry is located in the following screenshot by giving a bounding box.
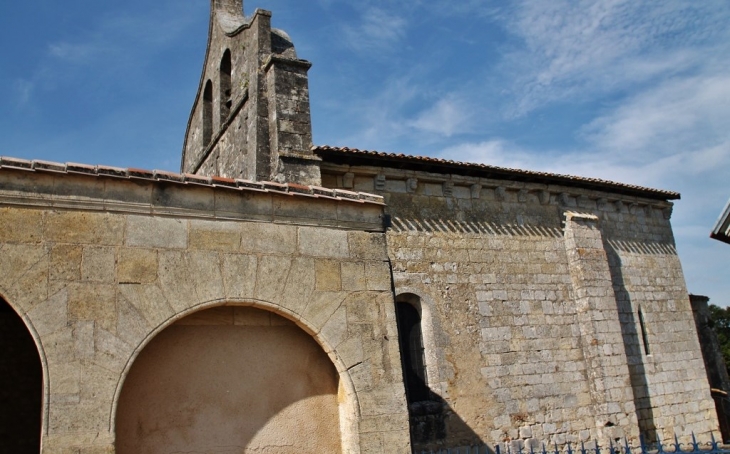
[181,0,321,185]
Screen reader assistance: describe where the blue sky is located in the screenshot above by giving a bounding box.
[1,0,728,305]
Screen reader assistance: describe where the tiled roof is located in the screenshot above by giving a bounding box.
[711,198,730,245]
[313,146,680,201]
[0,156,385,205]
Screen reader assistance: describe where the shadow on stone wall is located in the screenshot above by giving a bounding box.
[604,244,657,442]
[407,377,491,453]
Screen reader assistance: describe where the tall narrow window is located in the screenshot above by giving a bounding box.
[203,80,213,146]
[395,296,430,403]
[638,307,650,355]
[220,50,232,123]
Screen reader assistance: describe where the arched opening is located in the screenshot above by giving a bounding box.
[115,306,342,454]
[203,79,213,145]
[220,49,232,123]
[0,297,43,453]
[395,296,430,403]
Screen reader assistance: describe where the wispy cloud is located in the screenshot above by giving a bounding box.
[341,7,407,53]
[496,0,730,116]
[407,95,473,137]
[12,79,34,107]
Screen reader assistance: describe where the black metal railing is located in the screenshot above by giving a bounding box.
[417,434,730,454]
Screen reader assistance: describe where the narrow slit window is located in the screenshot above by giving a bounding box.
[220,50,232,123]
[638,307,650,355]
[203,80,213,145]
[395,297,430,403]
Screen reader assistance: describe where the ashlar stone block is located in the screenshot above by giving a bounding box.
[221,253,257,300]
[299,226,349,258]
[118,248,158,284]
[189,219,241,251]
[315,259,341,291]
[50,244,83,281]
[67,283,117,331]
[241,222,297,254]
[81,247,116,283]
[0,207,44,243]
[125,215,187,249]
[45,211,124,245]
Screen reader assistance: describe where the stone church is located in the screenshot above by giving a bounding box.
[0,1,718,452]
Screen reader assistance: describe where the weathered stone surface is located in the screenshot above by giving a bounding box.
[349,231,388,260]
[341,261,367,291]
[67,283,117,331]
[125,215,187,249]
[117,284,174,329]
[315,259,341,291]
[299,226,349,258]
[45,211,124,245]
[221,254,257,299]
[189,219,241,251]
[118,248,157,284]
[241,222,297,254]
[0,207,43,243]
[255,255,292,304]
[50,244,83,281]
[81,247,116,283]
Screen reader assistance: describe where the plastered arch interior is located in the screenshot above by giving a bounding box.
[113,299,360,454]
[0,293,46,452]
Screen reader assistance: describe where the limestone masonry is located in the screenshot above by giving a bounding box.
[0,1,718,453]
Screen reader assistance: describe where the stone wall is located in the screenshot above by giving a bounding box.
[321,163,717,449]
[0,165,410,453]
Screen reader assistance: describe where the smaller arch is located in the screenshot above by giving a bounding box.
[219,50,232,123]
[202,80,213,145]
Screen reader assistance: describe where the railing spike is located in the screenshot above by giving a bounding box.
[595,439,601,454]
[710,432,719,454]
[691,432,699,452]
[673,434,681,453]
[640,434,647,454]
[624,437,631,454]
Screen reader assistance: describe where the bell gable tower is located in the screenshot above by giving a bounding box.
[181,0,321,185]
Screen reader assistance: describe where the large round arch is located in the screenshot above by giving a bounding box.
[0,296,44,453]
[115,305,344,454]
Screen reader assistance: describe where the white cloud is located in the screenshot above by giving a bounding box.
[341,8,407,53]
[48,42,105,64]
[582,74,730,158]
[497,0,730,116]
[407,96,472,137]
[13,79,34,107]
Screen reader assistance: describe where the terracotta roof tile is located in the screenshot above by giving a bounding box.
[313,145,680,200]
[0,156,385,206]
